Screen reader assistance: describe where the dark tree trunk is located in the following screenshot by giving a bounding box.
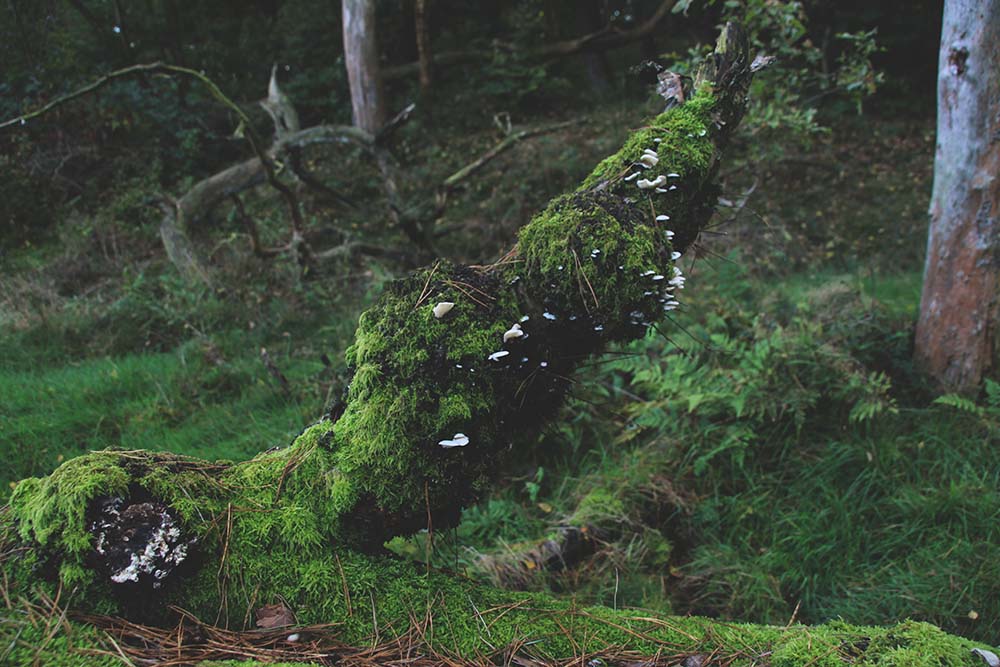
[342,0,386,134]
[915,0,1000,392]
[415,0,433,90]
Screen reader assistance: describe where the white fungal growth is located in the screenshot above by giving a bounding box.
[624,172,640,182]
[655,188,669,193]
[637,175,667,190]
[667,172,681,178]
[641,270,655,277]
[287,634,301,643]
[432,302,455,318]
[639,153,659,168]
[519,315,530,322]
[656,215,670,222]
[503,323,524,342]
[488,350,510,361]
[652,274,665,281]
[671,251,682,260]
[438,433,470,448]
[109,521,187,586]
[665,230,675,239]
[542,312,557,320]
[653,138,662,143]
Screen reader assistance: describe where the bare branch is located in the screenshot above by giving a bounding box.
[441,120,582,191]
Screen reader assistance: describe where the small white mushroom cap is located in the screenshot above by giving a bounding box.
[972,648,1000,667]
[503,323,524,342]
[287,633,301,643]
[671,251,682,260]
[637,175,668,190]
[488,350,510,361]
[438,433,470,448]
[639,153,659,168]
[656,215,670,221]
[432,302,455,318]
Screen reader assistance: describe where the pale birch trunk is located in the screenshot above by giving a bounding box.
[915,0,1000,392]
[342,0,386,133]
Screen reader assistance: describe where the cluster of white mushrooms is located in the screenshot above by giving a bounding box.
[430,142,691,448]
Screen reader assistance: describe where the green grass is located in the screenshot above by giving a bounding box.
[0,345,321,494]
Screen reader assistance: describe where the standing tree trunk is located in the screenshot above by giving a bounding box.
[342,0,386,133]
[415,0,433,91]
[915,0,1000,393]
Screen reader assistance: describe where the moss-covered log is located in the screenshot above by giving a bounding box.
[1,24,995,666]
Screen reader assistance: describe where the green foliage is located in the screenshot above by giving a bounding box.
[670,1,883,159]
[934,380,1000,433]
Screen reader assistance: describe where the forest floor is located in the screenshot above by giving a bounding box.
[3,98,998,647]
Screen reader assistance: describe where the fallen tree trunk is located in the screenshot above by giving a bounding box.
[1,24,993,666]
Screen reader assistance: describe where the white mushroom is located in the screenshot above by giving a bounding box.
[671,251,682,260]
[624,172,640,182]
[488,350,510,361]
[503,323,524,342]
[438,433,470,448]
[432,302,455,318]
[656,215,670,221]
[639,152,659,168]
[637,175,668,189]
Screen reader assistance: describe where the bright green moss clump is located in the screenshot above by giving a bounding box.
[580,89,717,192]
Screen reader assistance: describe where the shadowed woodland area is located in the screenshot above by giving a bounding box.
[2,1,1000,666]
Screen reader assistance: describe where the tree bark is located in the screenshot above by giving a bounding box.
[415,0,433,90]
[915,0,1000,393]
[342,0,386,133]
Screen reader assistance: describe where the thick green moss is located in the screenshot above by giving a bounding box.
[579,89,717,192]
